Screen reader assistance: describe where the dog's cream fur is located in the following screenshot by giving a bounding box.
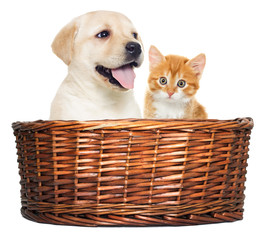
[50,11,144,120]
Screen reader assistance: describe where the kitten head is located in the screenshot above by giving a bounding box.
[148,45,206,102]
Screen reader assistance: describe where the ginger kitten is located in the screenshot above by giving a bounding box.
[144,45,207,119]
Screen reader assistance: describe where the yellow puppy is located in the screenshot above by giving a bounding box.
[50,11,144,120]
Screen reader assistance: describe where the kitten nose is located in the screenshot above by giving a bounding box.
[168,91,175,98]
[126,42,142,59]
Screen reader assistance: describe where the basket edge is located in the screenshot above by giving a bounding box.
[11,117,254,132]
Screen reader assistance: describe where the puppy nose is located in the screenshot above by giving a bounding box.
[126,42,142,58]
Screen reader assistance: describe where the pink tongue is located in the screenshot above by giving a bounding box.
[111,65,136,89]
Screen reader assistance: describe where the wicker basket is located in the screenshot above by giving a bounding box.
[12,118,253,227]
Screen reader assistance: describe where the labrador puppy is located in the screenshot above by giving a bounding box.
[50,11,144,120]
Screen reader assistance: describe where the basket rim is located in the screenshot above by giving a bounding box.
[12,117,253,132]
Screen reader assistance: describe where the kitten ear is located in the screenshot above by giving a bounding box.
[149,45,165,70]
[187,53,206,79]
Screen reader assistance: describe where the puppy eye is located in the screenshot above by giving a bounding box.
[96,30,110,38]
[177,79,186,88]
[159,77,167,85]
[133,33,138,39]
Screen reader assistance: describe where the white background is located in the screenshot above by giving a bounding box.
[1,0,262,239]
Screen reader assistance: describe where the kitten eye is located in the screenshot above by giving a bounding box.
[177,79,186,88]
[159,77,167,85]
[133,32,138,39]
[96,30,110,38]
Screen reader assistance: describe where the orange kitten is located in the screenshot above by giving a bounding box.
[144,45,208,119]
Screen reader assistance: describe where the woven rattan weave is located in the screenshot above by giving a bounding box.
[12,118,253,226]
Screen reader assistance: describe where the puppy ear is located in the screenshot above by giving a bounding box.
[187,53,206,79]
[51,19,79,65]
[149,45,165,70]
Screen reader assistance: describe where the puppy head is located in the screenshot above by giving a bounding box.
[52,11,144,91]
